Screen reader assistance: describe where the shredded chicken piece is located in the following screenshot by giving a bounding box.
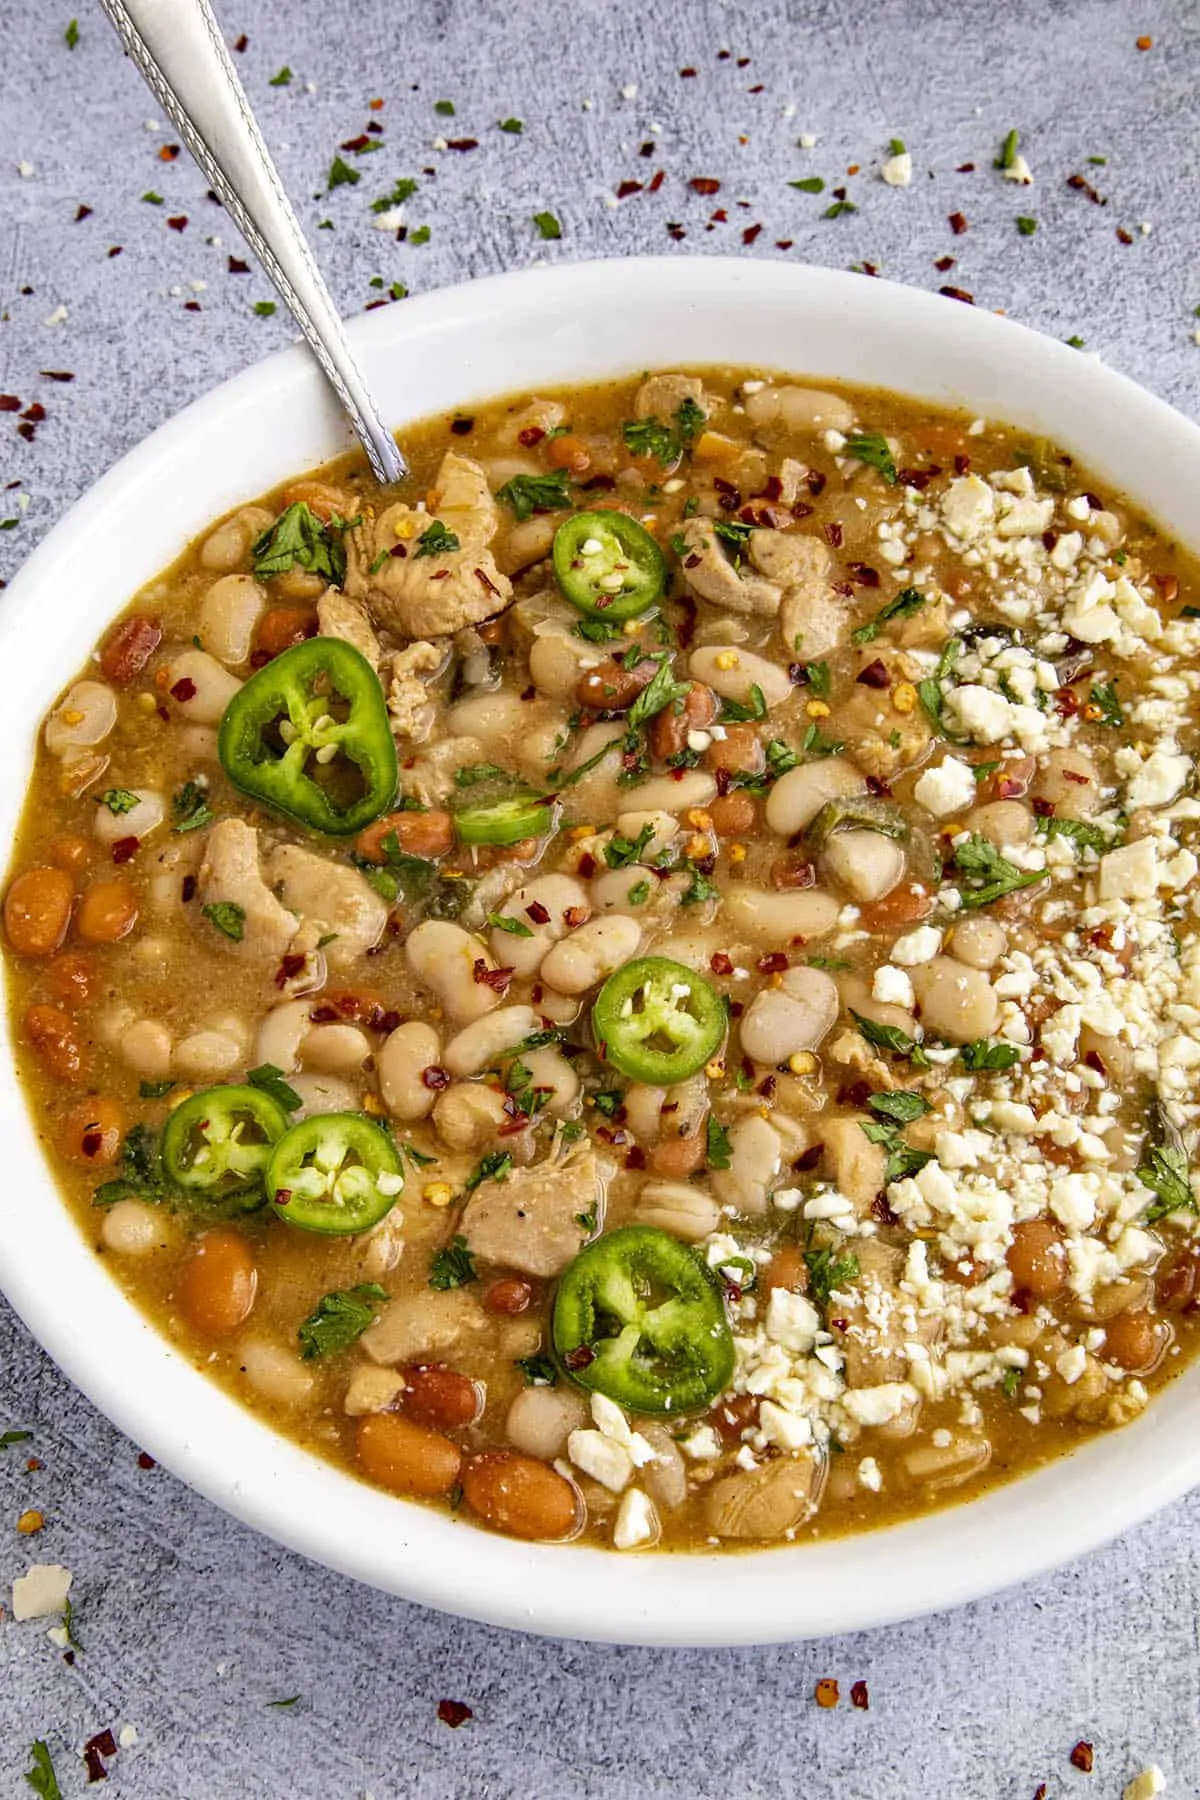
[832,1241,940,1388]
[459,1140,602,1277]
[634,372,713,421]
[360,1287,489,1366]
[678,517,781,617]
[757,533,847,661]
[702,1451,825,1539]
[386,639,445,741]
[265,843,388,970]
[404,733,487,806]
[316,587,381,670]
[345,451,513,639]
[197,819,296,964]
[775,458,810,508]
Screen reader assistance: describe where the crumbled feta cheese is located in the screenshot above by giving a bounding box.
[612,1486,658,1550]
[881,151,912,187]
[842,1382,917,1426]
[567,1428,634,1492]
[680,1425,721,1460]
[12,1563,72,1621]
[857,1455,883,1491]
[765,1287,820,1353]
[946,684,1014,742]
[1127,749,1190,809]
[1055,1344,1088,1385]
[1003,153,1033,184]
[759,1400,813,1450]
[914,755,977,818]
[872,963,915,1008]
[891,924,942,965]
[1099,839,1159,901]
[118,1726,139,1750]
[940,475,995,541]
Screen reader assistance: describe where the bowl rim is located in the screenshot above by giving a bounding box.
[3,254,1200,1646]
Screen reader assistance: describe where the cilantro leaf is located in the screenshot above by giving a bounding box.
[328,155,360,190]
[627,657,690,728]
[171,779,216,834]
[533,210,562,240]
[959,1039,1022,1072]
[495,471,571,520]
[429,1234,478,1290]
[138,1078,176,1099]
[23,1740,62,1800]
[719,683,768,724]
[64,18,79,48]
[414,519,460,559]
[623,417,679,462]
[844,431,897,484]
[517,1354,556,1386]
[252,501,347,585]
[464,1150,513,1193]
[1,1429,33,1450]
[99,788,140,816]
[202,900,245,942]
[805,661,831,698]
[604,821,655,868]
[247,1062,302,1112]
[499,118,523,134]
[867,1090,930,1127]
[676,396,707,442]
[298,1283,388,1360]
[789,176,825,193]
[1138,1140,1197,1224]
[951,834,1045,909]
[1088,680,1123,726]
[1036,816,1111,854]
[994,128,1020,171]
[852,586,925,644]
[371,176,419,213]
[706,1116,733,1170]
[805,1248,860,1309]
[851,1010,930,1066]
[269,66,292,86]
[455,762,515,788]
[681,867,720,905]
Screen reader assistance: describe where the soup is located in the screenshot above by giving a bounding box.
[6,368,1200,1554]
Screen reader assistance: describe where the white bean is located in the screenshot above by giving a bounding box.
[621,769,718,814]
[689,645,792,709]
[637,1421,688,1510]
[119,1018,173,1081]
[253,1000,311,1075]
[521,1045,579,1115]
[406,920,503,1024]
[765,756,866,836]
[613,810,680,861]
[743,384,857,434]
[177,724,220,764]
[488,873,589,976]
[722,883,840,944]
[589,867,660,914]
[45,680,117,756]
[950,915,1007,970]
[100,1197,177,1256]
[93,789,165,847]
[444,1006,541,1079]
[237,1336,315,1406]
[433,1082,510,1151]
[173,1029,243,1081]
[506,1385,588,1461]
[910,956,999,1043]
[529,625,602,700]
[501,515,559,571]
[165,649,243,725]
[536,988,582,1026]
[541,915,642,995]
[1031,747,1100,820]
[711,1115,783,1217]
[635,1180,722,1242]
[302,1023,372,1075]
[448,689,536,748]
[740,966,839,1064]
[198,504,274,572]
[822,829,906,903]
[967,800,1033,848]
[378,1021,442,1121]
[198,574,266,667]
[291,1072,360,1116]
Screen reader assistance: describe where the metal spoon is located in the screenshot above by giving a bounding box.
[97,0,408,486]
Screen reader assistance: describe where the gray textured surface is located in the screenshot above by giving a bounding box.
[1,1,1198,1794]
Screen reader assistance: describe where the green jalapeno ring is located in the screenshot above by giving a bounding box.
[592,955,726,1085]
[552,1225,735,1414]
[267,1112,403,1236]
[453,791,561,847]
[217,638,398,838]
[552,511,666,622]
[160,1083,290,1201]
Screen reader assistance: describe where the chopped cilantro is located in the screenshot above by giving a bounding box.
[719,683,768,724]
[247,1062,302,1112]
[681,867,720,905]
[253,300,277,317]
[866,1090,930,1127]
[843,431,897,484]
[1001,1367,1021,1400]
[951,834,1044,909]
[327,155,360,190]
[959,1039,1022,1072]
[370,177,418,213]
[789,176,825,192]
[141,191,163,205]
[676,396,707,442]
[267,1695,302,1709]
[1138,1140,1197,1224]
[202,900,245,941]
[822,199,857,219]
[64,18,79,48]
[487,910,534,938]
[298,1284,387,1360]
[99,787,140,816]
[1016,215,1038,236]
[409,224,431,245]
[23,1740,62,1800]
[434,99,456,116]
[533,210,562,240]
[592,1089,624,1117]
[496,471,571,520]
[851,1010,930,1066]
[706,1116,733,1170]
[499,118,523,134]
[807,955,851,972]
[253,500,347,584]
[464,1150,513,1193]
[623,417,679,462]
[888,136,906,156]
[269,66,292,86]
[1088,679,1123,726]
[1065,334,1086,349]
[1036,816,1110,854]
[626,878,651,906]
[605,821,656,868]
[455,762,515,788]
[805,1248,860,1309]
[138,1079,176,1099]
[172,780,216,833]
[575,617,626,644]
[517,1354,556,1386]
[429,1235,478,1291]
[0,1429,33,1450]
[851,585,924,643]
[627,658,691,727]
[800,722,845,758]
[414,518,459,558]
[994,128,1020,171]
[805,660,831,698]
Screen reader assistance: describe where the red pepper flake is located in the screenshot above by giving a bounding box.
[824,521,844,548]
[233,31,248,48]
[159,143,181,161]
[742,223,762,245]
[956,161,976,172]
[137,1450,156,1469]
[167,215,188,232]
[948,211,968,235]
[679,66,697,77]
[183,301,201,313]
[1034,1787,1048,1800]
[228,255,250,273]
[421,1065,451,1091]
[710,951,733,976]
[939,285,974,304]
[757,951,788,974]
[1136,33,1153,49]
[437,1700,473,1729]
[181,875,197,903]
[75,203,93,222]
[22,403,46,423]
[40,370,74,381]
[81,1126,104,1158]
[856,659,890,689]
[1067,173,1106,205]
[446,138,479,152]
[26,1457,42,1471]
[775,239,793,250]
[736,55,751,67]
[107,245,122,257]
[648,170,665,193]
[170,677,197,702]
[616,179,644,199]
[525,900,551,924]
[850,1680,869,1710]
[690,177,720,195]
[1069,1742,1094,1774]
[517,425,546,447]
[815,1678,839,1709]
[625,1145,647,1171]
[450,415,474,435]
[475,566,501,598]
[666,223,686,240]
[954,452,971,474]
[934,255,956,273]
[472,959,513,994]
[1116,226,1133,245]
[565,1345,596,1372]
[274,952,308,987]
[111,835,140,865]
[639,141,656,157]
[83,1728,118,1783]
[897,465,940,490]
[847,561,880,588]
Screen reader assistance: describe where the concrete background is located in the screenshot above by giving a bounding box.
[2,0,1198,1792]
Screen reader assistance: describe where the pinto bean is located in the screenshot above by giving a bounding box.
[710,791,757,836]
[26,1005,83,1079]
[47,953,94,1008]
[485,1276,534,1316]
[355,1412,464,1498]
[647,682,718,759]
[704,723,765,779]
[1156,1246,1200,1313]
[5,868,73,958]
[761,1242,807,1297]
[99,614,162,685]
[355,809,454,863]
[575,656,656,713]
[75,878,139,944]
[648,1125,707,1178]
[61,1095,124,1165]
[401,1364,484,1431]
[175,1230,257,1338]
[1007,1218,1066,1300]
[1103,1308,1168,1373]
[461,1449,579,1541]
[857,883,934,933]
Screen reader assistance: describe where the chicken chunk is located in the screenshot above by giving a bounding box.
[678,517,781,617]
[197,819,297,964]
[702,1450,825,1539]
[634,372,712,422]
[760,533,847,661]
[360,1287,489,1366]
[345,452,513,639]
[836,650,933,779]
[459,1142,602,1277]
[316,588,381,670]
[265,843,388,970]
[829,1239,940,1388]
[386,639,444,741]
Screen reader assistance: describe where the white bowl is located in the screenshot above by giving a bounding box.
[3,257,1198,1646]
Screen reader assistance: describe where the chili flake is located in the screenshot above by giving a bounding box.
[815,1678,840,1708]
[850,1680,869,1710]
[1070,1742,1095,1773]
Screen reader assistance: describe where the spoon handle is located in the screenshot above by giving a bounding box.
[98,0,408,485]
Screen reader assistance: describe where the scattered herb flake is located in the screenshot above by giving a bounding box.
[202,900,246,942]
[253,300,277,317]
[499,118,523,134]
[706,1116,733,1170]
[298,1283,388,1360]
[23,1740,62,1800]
[959,1039,1022,1072]
[247,1062,302,1112]
[788,176,825,193]
[429,1233,478,1290]
[495,471,571,520]
[414,518,459,558]
[269,66,292,86]
[533,210,562,240]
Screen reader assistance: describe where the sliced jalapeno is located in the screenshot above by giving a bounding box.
[217,638,397,837]
[592,956,725,1085]
[805,794,908,851]
[453,791,560,846]
[160,1083,290,1203]
[553,1225,734,1414]
[267,1113,403,1235]
[552,511,666,621]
